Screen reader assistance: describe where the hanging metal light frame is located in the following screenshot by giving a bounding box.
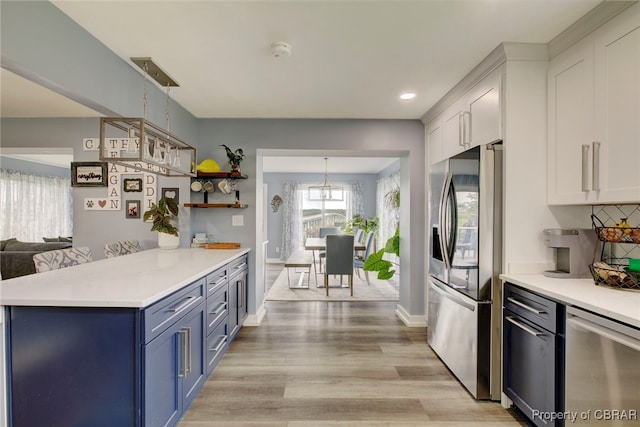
[99,57,197,177]
[308,157,344,201]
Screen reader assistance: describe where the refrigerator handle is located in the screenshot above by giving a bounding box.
[440,172,456,270]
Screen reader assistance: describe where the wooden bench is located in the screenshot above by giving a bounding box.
[284,251,313,289]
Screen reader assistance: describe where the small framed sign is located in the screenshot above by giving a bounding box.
[71,162,108,187]
[123,178,143,192]
[125,200,140,218]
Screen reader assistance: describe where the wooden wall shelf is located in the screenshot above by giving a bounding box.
[184,203,248,209]
[195,171,247,179]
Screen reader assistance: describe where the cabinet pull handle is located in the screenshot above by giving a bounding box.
[581,144,590,192]
[592,141,601,191]
[507,296,545,315]
[240,280,245,309]
[233,262,247,270]
[178,329,188,378]
[209,336,227,353]
[462,111,471,146]
[458,114,465,147]
[170,296,197,313]
[208,277,226,292]
[185,327,192,374]
[210,302,227,316]
[506,316,544,338]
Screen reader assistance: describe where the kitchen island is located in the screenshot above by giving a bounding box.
[1,247,250,427]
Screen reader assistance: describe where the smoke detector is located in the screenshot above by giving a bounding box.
[270,41,292,58]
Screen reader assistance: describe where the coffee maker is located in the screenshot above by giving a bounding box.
[543,229,596,278]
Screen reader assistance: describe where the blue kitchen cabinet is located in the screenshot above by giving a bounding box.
[144,299,206,427]
[228,254,248,341]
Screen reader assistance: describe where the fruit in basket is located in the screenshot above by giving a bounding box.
[631,228,640,244]
[615,218,632,235]
[599,227,624,242]
[593,261,613,279]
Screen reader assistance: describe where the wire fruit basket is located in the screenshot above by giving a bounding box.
[590,212,640,290]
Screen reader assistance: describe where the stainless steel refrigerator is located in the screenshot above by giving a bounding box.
[427,143,503,400]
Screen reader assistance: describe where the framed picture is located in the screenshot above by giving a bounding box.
[123,178,143,192]
[125,200,140,218]
[71,162,108,187]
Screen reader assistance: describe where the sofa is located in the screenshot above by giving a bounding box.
[1,238,73,279]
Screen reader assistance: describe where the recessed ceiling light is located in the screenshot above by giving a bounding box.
[400,92,416,100]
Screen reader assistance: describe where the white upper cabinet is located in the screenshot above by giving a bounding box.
[429,65,504,161]
[548,3,640,205]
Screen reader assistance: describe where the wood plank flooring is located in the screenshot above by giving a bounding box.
[179,297,527,426]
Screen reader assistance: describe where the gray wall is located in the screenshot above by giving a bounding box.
[263,172,378,260]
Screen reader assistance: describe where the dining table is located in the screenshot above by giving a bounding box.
[304,237,367,284]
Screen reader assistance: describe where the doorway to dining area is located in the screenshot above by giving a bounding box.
[262,152,400,302]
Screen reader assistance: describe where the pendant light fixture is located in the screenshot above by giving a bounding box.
[99,57,197,177]
[308,157,344,201]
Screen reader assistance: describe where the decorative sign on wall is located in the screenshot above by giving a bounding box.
[82,138,157,212]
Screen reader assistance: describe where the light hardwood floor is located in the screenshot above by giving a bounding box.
[179,271,527,426]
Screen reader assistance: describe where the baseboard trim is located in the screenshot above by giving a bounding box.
[244,303,267,326]
[395,304,427,327]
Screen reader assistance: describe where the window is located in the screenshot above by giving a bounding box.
[299,183,350,238]
[0,169,73,241]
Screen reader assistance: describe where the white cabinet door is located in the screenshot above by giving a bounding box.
[468,68,502,148]
[426,119,444,165]
[547,38,595,205]
[593,5,640,203]
[442,100,466,159]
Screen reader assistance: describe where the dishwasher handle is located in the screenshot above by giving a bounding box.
[568,314,640,352]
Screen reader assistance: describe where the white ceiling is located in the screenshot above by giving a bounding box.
[45,0,600,120]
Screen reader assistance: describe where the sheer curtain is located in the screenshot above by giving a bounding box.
[348,181,364,219]
[0,169,73,241]
[376,171,400,265]
[280,181,301,261]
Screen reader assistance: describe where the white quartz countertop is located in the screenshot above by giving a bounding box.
[500,274,640,328]
[0,248,250,308]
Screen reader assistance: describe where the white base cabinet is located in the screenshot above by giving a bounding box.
[548,3,640,205]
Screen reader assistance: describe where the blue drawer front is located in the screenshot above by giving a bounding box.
[206,266,227,297]
[228,254,248,278]
[144,278,205,343]
[207,285,229,336]
[206,320,228,376]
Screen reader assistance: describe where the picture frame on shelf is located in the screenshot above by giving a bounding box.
[71,162,108,187]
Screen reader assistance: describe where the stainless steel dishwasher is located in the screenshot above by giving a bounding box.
[566,307,640,425]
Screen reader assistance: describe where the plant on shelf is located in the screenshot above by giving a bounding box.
[144,196,179,249]
[221,144,245,172]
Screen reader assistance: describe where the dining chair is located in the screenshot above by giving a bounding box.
[318,227,341,273]
[324,234,355,296]
[354,231,376,285]
[33,247,93,273]
[104,240,144,258]
[354,228,365,245]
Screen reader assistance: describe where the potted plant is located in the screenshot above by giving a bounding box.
[221,144,245,172]
[143,196,180,249]
[364,187,400,279]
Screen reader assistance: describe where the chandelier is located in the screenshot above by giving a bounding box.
[308,157,344,201]
[99,58,197,177]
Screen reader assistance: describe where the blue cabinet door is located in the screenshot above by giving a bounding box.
[182,302,206,409]
[228,279,239,340]
[144,317,183,427]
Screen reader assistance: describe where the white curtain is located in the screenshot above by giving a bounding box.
[348,181,364,219]
[0,169,72,241]
[376,171,400,265]
[280,181,301,261]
